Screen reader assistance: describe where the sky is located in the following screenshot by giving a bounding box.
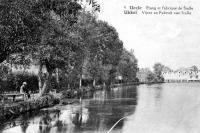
[95,0,200,69]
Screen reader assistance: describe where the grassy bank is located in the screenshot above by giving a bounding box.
[0,94,59,124]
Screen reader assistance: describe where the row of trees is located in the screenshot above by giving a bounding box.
[0,0,138,96]
[137,63,167,83]
[137,64,200,83]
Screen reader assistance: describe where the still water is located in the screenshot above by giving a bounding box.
[1,83,200,133]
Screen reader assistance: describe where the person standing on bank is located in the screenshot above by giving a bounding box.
[20,82,30,99]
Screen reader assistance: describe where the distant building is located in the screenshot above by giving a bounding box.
[136,68,152,83]
[162,67,200,82]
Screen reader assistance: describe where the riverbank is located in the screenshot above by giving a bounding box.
[0,82,163,124]
[0,94,59,124]
[0,85,105,124]
[60,86,105,99]
[61,82,165,100]
[110,81,165,88]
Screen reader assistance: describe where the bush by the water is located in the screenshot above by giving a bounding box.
[0,72,39,93]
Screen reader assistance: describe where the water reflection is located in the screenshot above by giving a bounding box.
[39,111,53,133]
[1,85,138,133]
[20,121,29,133]
[123,83,200,133]
[5,83,200,133]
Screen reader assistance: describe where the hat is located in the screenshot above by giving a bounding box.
[23,82,27,85]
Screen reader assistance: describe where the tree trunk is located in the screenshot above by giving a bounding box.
[79,75,82,89]
[103,82,106,86]
[38,62,43,94]
[39,70,53,96]
[67,83,70,89]
[93,78,96,87]
[38,59,54,96]
[56,68,59,83]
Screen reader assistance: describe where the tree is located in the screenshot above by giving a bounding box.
[88,60,101,86]
[0,0,42,63]
[72,11,123,87]
[0,0,103,95]
[89,21,123,85]
[153,63,164,82]
[0,0,100,64]
[0,62,10,80]
[146,72,157,83]
[33,0,82,95]
[118,49,138,83]
[8,0,82,95]
[0,0,127,95]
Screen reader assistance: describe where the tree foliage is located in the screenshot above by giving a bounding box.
[153,63,165,82]
[0,0,42,63]
[69,11,123,87]
[0,0,82,95]
[0,0,138,95]
[117,49,138,83]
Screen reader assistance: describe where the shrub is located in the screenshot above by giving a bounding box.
[0,72,39,93]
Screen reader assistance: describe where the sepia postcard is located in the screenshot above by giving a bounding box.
[0,0,199,133]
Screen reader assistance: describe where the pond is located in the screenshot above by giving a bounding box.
[1,83,200,133]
